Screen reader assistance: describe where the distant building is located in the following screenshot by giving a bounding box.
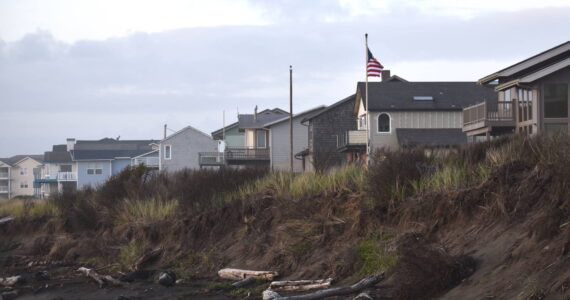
[203,107,289,168]
[264,106,326,172]
[0,155,44,199]
[340,71,496,164]
[299,95,357,172]
[70,138,158,189]
[158,125,218,172]
[35,141,78,198]
[464,41,570,139]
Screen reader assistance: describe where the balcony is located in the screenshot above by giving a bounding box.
[0,172,8,180]
[0,186,8,193]
[57,172,77,181]
[463,100,516,134]
[337,130,367,152]
[198,147,270,166]
[132,156,159,168]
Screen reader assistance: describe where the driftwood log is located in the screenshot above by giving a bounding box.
[0,216,14,226]
[270,278,333,292]
[77,267,125,288]
[262,273,384,300]
[0,275,22,287]
[232,277,256,288]
[219,268,279,281]
[131,247,164,271]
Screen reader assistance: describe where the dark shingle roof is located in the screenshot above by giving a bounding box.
[396,129,466,148]
[238,108,289,129]
[71,139,156,160]
[264,106,327,127]
[358,82,496,111]
[44,145,72,163]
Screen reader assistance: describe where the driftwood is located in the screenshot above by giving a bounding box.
[132,247,164,271]
[0,275,22,287]
[0,216,14,226]
[270,278,333,292]
[219,268,279,281]
[77,267,125,288]
[262,273,384,300]
[232,277,256,288]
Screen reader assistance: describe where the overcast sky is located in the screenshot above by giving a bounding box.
[1,0,569,157]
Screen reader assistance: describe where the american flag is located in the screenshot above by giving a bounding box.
[367,48,383,77]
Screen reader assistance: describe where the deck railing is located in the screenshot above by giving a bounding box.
[463,100,515,125]
[338,130,367,148]
[133,156,159,168]
[225,147,270,161]
[198,152,225,166]
[57,172,77,181]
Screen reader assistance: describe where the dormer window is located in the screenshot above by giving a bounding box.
[413,96,433,101]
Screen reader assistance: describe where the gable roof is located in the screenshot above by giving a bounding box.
[356,81,496,112]
[301,94,356,123]
[264,105,327,127]
[479,41,570,85]
[0,155,44,166]
[211,121,239,139]
[396,128,466,148]
[238,108,289,129]
[161,125,213,143]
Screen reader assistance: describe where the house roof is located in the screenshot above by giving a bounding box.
[479,41,570,85]
[264,105,327,127]
[0,155,44,166]
[71,138,157,160]
[396,129,466,148]
[161,125,213,143]
[44,146,73,163]
[211,121,239,139]
[356,82,496,112]
[301,94,356,123]
[238,108,289,129]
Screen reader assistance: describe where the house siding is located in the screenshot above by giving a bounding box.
[11,158,42,198]
[309,96,356,169]
[77,161,112,188]
[160,128,218,172]
[269,118,307,172]
[369,110,463,150]
[224,126,245,148]
[112,158,132,175]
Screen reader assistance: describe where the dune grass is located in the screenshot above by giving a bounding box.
[117,196,179,225]
[0,199,60,218]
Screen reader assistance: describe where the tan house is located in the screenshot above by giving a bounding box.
[0,155,44,199]
[463,41,570,139]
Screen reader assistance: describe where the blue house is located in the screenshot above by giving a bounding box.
[70,138,158,189]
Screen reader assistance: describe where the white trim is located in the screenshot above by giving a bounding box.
[376,112,392,134]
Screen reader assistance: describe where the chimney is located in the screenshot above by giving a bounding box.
[381,70,391,81]
[254,105,258,121]
[164,124,167,139]
[66,138,76,151]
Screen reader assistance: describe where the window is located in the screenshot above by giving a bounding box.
[413,96,433,101]
[87,163,103,175]
[358,115,367,129]
[164,145,172,160]
[544,83,568,118]
[59,165,72,172]
[20,182,28,188]
[20,168,27,175]
[377,113,390,133]
[256,130,266,148]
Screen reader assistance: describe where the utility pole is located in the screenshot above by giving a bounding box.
[289,65,294,173]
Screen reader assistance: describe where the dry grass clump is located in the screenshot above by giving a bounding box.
[117,196,178,225]
[0,199,60,218]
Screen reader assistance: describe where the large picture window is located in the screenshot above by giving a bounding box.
[377,113,390,133]
[256,130,266,148]
[87,163,103,175]
[544,83,568,118]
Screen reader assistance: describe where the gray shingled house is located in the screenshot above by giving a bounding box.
[158,125,218,172]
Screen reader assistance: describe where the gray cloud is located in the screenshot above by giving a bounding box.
[1,6,570,156]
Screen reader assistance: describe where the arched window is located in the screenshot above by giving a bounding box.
[378,113,390,133]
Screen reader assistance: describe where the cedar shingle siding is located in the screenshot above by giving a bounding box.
[308,95,356,169]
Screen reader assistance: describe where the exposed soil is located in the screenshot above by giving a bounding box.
[2,156,570,299]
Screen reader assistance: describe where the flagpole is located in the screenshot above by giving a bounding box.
[289,65,293,173]
[365,33,370,167]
